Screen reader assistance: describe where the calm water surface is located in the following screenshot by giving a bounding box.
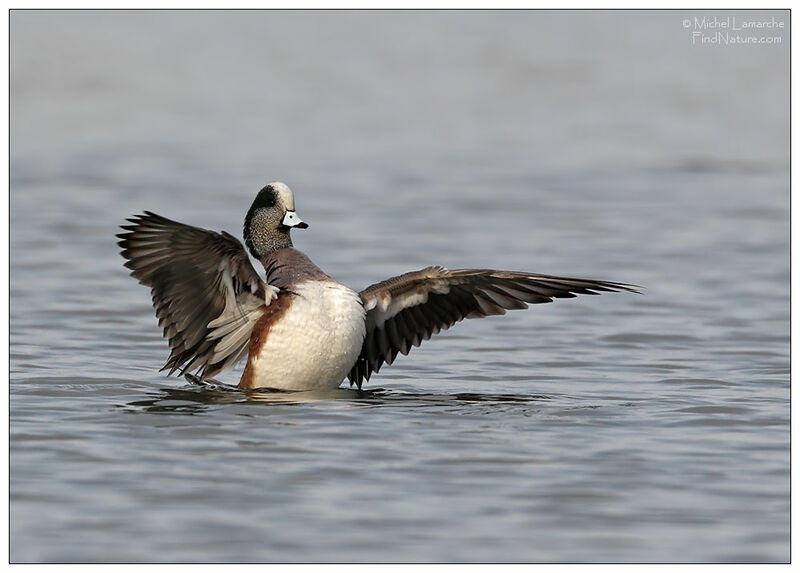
[10,10,789,562]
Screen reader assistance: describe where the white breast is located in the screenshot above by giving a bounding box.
[245,281,366,390]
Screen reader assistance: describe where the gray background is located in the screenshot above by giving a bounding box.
[11,10,789,562]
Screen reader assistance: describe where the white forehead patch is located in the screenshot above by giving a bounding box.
[268,181,295,211]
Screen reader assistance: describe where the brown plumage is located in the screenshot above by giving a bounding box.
[238,293,295,389]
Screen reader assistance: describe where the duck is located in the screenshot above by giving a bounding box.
[118,182,637,391]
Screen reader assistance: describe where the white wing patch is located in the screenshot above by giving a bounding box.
[370,280,452,328]
[204,267,277,369]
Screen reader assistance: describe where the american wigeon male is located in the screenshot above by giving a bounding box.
[118,182,636,391]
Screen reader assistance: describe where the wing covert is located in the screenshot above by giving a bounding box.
[349,266,638,387]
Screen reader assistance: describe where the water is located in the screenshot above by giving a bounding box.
[10,10,789,563]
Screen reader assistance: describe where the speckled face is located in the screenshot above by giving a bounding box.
[243,182,306,259]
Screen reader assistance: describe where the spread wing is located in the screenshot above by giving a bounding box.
[118,211,275,380]
[349,266,639,387]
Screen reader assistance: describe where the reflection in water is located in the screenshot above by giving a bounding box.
[119,375,553,414]
[119,386,244,414]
